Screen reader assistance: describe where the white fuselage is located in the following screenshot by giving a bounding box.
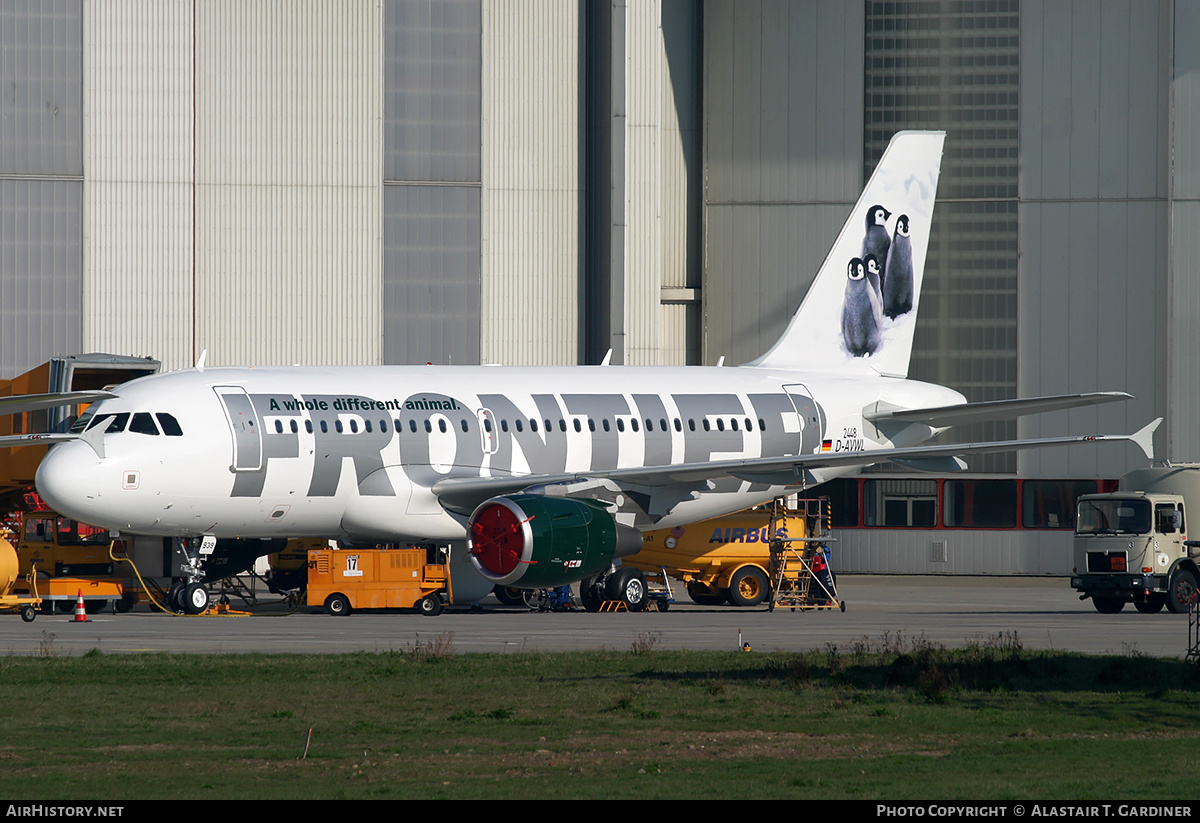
[34,364,965,542]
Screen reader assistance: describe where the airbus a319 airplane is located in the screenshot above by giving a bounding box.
[22,131,1157,612]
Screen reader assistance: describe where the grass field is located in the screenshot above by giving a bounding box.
[2,630,1199,799]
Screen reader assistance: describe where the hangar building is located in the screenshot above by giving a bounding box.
[1,0,1196,574]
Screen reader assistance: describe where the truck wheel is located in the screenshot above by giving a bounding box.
[726,566,769,607]
[324,593,352,617]
[20,605,36,623]
[1092,597,1125,614]
[1134,595,1165,614]
[417,594,444,616]
[686,581,727,606]
[606,568,647,612]
[1167,569,1197,614]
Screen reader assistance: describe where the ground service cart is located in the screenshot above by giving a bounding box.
[307,547,448,616]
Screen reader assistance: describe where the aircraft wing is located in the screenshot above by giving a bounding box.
[863,391,1131,427]
[432,417,1161,514]
[0,390,116,416]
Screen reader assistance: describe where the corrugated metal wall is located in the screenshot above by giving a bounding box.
[84,0,383,371]
[1169,1,1200,462]
[0,0,83,377]
[84,0,193,369]
[479,0,582,366]
[193,1,381,368]
[1017,0,1171,477]
[834,528,1072,576]
[382,0,482,367]
[623,0,664,366]
[703,1,864,366]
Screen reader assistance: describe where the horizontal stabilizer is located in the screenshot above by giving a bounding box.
[863,391,1132,427]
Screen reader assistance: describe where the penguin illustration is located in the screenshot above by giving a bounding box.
[862,204,892,294]
[864,253,883,302]
[882,213,914,318]
[841,257,882,357]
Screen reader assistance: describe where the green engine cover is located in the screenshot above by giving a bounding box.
[467,494,643,588]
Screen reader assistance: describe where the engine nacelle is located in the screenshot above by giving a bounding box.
[467,494,643,588]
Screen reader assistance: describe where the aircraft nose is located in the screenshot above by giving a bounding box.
[35,441,101,521]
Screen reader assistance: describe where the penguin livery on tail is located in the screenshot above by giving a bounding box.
[883,214,914,318]
[841,257,882,357]
[747,130,943,378]
[862,205,891,297]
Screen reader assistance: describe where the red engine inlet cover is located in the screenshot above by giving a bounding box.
[469,501,527,577]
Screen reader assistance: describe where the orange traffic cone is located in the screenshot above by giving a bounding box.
[72,590,90,623]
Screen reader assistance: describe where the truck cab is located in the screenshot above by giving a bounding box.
[1072,480,1198,614]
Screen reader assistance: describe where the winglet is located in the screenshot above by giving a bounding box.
[1130,417,1161,460]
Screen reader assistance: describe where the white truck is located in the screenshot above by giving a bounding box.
[1071,465,1200,614]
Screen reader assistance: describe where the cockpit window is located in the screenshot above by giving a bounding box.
[69,406,97,433]
[129,412,160,435]
[156,413,183,436]
[86,412,130,433]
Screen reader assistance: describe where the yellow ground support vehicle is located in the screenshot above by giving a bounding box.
[307,547,448,616]
[0,535,41,622]
[631,500,829,607]
[11,510,126,613]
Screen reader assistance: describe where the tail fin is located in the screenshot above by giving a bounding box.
[748,130,944,377]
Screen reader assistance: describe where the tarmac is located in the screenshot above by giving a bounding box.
[1,575,1194,659]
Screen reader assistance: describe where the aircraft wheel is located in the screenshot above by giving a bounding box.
[181,584,209,615]
[726,566,769,607]
[1167,569,1197,614]
[1092,596,1125,614]
[417,594,444,616]
[579,575,603,612]
[1134,595,1165,614]
[325,593,352,617]
[20,605,36,623]
[606,568,647,612]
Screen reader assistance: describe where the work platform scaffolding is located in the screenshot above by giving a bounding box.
[766,498,844,612]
